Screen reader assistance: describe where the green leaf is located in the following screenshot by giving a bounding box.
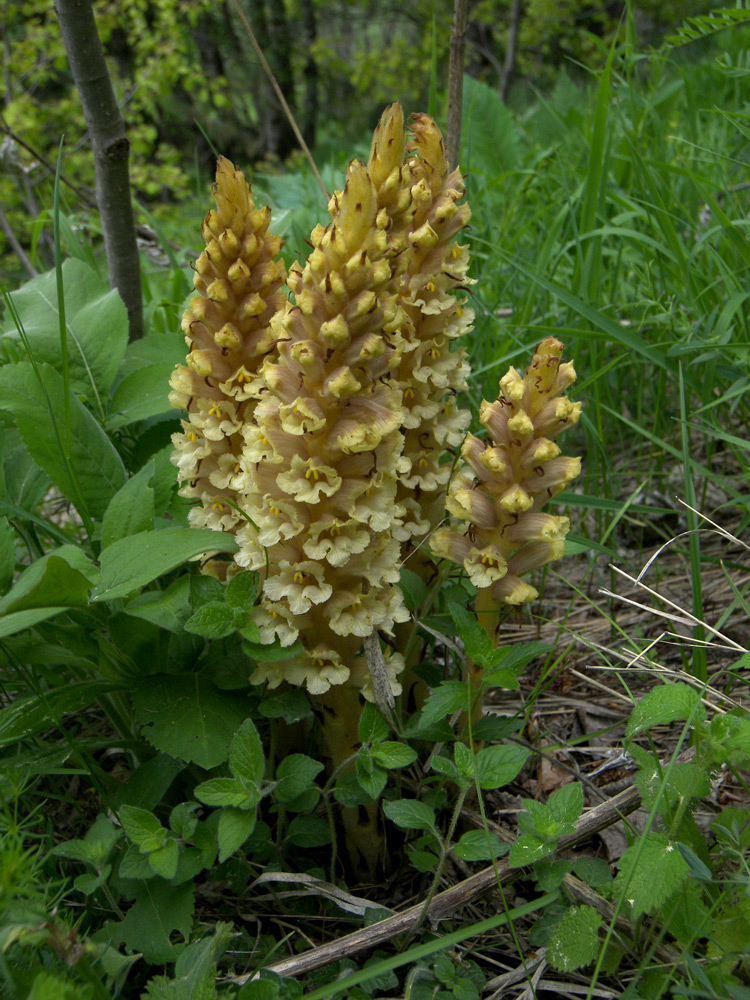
[6,259,128,403]
[110,879,194,963]
[119,805,167,853]
[547,905,602,972]
[383,798,436,831]
[194,777,252,809]
[91,526,239,602]
[0,549,96,615]
[1,437,51,512]
[0,516,14,596]
[399,567,427,611]
[286,814,331,848]
[431,754,460,781]
[125,576,193,634]
[449,602,503,669]
[614,832,690,919]
[371,741,418,770]
[574,856,613,890]
[547,781,584,828]
[275,755,324,803]
[474,744,529,790]
[420,680,469,728]
[0,680,119,748]
[108,358,183,428]
[101,461,155,549]
[217,807,256,863]
[225,570,259,610]
[148,839,180,880]
[454,830,509,862]
[229,718,265,786]
[184,601,236,639]
[258,689,311,724]
[0,362,127,518]
[358,701,390,743]
[119,844,156,881]
[355,754,388,799]
[333,772,373,808]
[131,674,256,769]
[708,712,750,764]
[625,682,705,741]
[534,859,574,891]
[461,74,520,175]
[508,834,555,868]
[242,636,305,662]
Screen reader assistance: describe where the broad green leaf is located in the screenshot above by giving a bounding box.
[101,461,155,548]
[574,856,613,889]
[148,839,179,880]
[110,879,194,963]
[229,718,265,786]
[225,570,259,610]
[0,362,126,518]
[383,799,436,831]
[371,742,418,770]
[431,754,460,781]
[0,516,14,595]
[454,830,509,862]
[454,741,475,782]
[333,772,374,808]
[194,777,251,809]
[119,805,168,853]
[74,870,110,895]
[1,437,51,512]
[242,637,305,662]
[547,906,602,972]
[0,680,119,748]
[708,712,750,764]
[547,781,584,828]
[112,754,186,812]
[534,859,574,891]
[217,807,256,863]
[474,744,529,790]
[614,832,690,920]
[355,754,388,799]
[449,602,502,670]
[358,701,390,743]
[132,674,256,769]
[508,834,555,868]
[108,336,186,429]
[275,755,324,803]
[399,567,427,611]
[119,845,155,881]
[626,682,705,740]
[6,259,128,404]
[184,600,236,639]
[0,550,96,615]
[124,576,193,634]
[462,74,520,175]
[91,527,239,602]
[258,689,312,723]
[286,815,331,848]
[420,681,469,728]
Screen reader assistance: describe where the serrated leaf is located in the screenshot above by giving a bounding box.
[709,712,750,764]
[454,829,509,861]
[547,781,584,827]
[258,689,311,723]
[462,74,520,175]
[119,805,167,853]
[275,755,324,803]
[218,807,256,862]
[547,905,602,972]
[508,834,555,868]
[132,674,256,769]
[449,602,501,669]
[229,718,265,786]
[119,844,156,880]
[355,755,388,799]
[6,259,128,403]
[286,814,331,848]
[125,576,193,634]
[91,527,238,602]
[625,682,705,741]
[184,601,236,639]
[101,461,155,549]
[383,798,436,831]
[226,570,259,610]
[74,870,110,895]
[242,636,305,662]
[194,777,251,809]
[371,741,418,769]
[358,702,390,743]
[334,772,374,808]
[399,567,427,611]
[0,362,126,518]
[420,680,469,728]
[474,744,529,790]
[574,856,613,889]
[534,858,574,890]
[0,680,119,748]
[50,839,96,865]
[614,832,690,919]
[149,839,180,880]
[109,879,194,963]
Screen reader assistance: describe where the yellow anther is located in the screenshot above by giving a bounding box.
[404,387,415,400]
[233,463,241,475]
[186,431,198,442]
[482,555,495,566]
[293,571,306,585]
[270,506,281,517]
[425,281,436,293]
[212,502,225,511]
[260,435,269,446]
[444,404,453,415]
[430,348,441,360]
[237,372,250,383]
[208,406,222,418]
[456,307,464,317]
[305,468,320,481]
[418,457,429,469]
[330,524,341,536]
[271,609,279,619]
[451,246,460,259]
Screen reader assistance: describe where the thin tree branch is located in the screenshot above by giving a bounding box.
[227,0,329,201]
[446,0,469,170]
[54,0,143,341]
[0,204,38,277]
[500,0,523,102]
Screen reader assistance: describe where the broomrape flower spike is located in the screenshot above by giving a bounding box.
[170,156,286,553]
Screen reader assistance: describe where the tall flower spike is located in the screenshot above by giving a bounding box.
[235,159,412,698]
[170,157,287,547]
[431,337,581,610]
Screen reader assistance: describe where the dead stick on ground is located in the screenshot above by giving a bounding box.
[228,0,328,202]
[231,779,648,985]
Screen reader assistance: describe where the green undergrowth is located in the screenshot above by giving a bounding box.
[1,11,750,1000]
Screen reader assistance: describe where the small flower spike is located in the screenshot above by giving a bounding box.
[235,159,412,697]
[431,337,581,609]
[170,157,287,544]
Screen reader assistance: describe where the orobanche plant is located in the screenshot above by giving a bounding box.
[170,103,581,867]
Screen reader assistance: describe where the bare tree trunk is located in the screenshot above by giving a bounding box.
[446,0,469,171]
[54,0,143,341]
[499,0,523,102]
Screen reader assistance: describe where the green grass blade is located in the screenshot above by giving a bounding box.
[678,363,706,681]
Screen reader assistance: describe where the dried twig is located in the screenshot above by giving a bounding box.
[446,0,468,170]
